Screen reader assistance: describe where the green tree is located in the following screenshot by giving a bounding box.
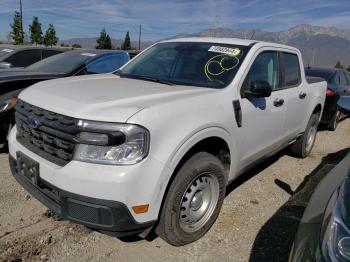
[29,17,43,45]
[43,24,58,47]
[10,11,24,44]
[96,28,112,49]
[347,65,350,72]
[335,61,343,69]
[72,43,82,48]
[121,31,131,50]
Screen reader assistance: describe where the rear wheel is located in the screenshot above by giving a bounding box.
[291,114,319,158]
[156,152,227,246]
[328,109,340,131]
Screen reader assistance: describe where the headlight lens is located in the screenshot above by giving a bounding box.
[0,98,17,112]
[322,181,350,261]
[73,120,149,165]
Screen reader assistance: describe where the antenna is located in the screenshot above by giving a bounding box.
[138,24,141,50]
[309,48,316,66]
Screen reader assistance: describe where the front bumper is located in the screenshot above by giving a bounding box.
[9,155,154,236]
[8,126,172,230]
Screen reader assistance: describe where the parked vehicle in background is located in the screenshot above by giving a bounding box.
[290,96,350,262]
[8,38,326,245]
[305,67,350,130]
[0,50,130,143]
[0,46,63,69]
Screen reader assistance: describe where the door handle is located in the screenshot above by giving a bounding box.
[273,98,284,107]
[299,92,307,99]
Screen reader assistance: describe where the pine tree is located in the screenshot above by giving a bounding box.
[29,17,43,45]
[335,61,343,69]
[121,31,131,50]
[43,24,58,47]
[96,28,112,49]
[10,11,24,44]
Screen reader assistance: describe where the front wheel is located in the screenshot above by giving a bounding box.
[290,114,319,158]
[156,152,227,246]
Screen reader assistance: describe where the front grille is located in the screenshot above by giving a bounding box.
[15,100,80,166]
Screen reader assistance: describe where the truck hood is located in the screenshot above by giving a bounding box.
[19,74,215,122]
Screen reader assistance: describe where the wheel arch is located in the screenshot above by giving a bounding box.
[154,127,238,223]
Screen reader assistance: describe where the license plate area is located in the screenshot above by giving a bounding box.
[16,151,40,186]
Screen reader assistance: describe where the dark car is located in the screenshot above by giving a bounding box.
[289,96,350,261]
[0,46,63,69]
[0,50,130,143]
[305,67,350,130]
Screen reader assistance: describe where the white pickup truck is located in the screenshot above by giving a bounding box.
[8,38,326,246]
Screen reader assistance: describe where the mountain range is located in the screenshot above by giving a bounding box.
[61,24,350,68]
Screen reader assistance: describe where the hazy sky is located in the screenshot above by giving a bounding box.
[0,0,349,41]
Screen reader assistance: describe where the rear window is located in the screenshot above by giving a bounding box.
[281,52,301,87]
[305,69,333,81]
[42,49,62,59]
[5,49,42,67]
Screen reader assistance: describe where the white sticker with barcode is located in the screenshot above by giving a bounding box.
[208,46,241,56]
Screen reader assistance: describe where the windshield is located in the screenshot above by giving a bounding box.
[27,52,95,74]
[117,42,250,88]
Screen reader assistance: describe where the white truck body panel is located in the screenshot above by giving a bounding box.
[9,38,327,225]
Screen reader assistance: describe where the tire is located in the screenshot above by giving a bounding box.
[291,114,319,158]
[156,152,227,246]
[328,109,340,131]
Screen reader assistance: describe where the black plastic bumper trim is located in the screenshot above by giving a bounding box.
[9,155,155,237]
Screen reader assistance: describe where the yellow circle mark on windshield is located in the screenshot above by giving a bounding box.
[204,54,240,80]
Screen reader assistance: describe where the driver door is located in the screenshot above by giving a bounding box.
[238,50,286,167]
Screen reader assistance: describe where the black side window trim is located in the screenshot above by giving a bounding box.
[277,51,302,90]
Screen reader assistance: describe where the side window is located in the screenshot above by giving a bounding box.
[334,74,341,85]
[281,52,301,87]
[244,51,279,91]
[5,49,42,67]
[345,72,350,85]
[85,54,129,74]
[42,50,62,59]
[339,71,348,86]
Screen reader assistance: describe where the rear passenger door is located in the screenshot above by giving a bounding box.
[280,52,309,139]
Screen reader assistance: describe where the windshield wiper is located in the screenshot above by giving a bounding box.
[118,73,175,86]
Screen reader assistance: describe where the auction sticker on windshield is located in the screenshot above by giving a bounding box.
[208,46,241,56]
[80,53,97,57]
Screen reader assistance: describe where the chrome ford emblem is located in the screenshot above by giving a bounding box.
[27,115,40,129]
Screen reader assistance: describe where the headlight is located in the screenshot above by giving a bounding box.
[322,180,350,261]
[73,120,149,165]
[0,98,17,113]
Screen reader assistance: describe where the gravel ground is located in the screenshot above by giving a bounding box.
[1,119,350,262]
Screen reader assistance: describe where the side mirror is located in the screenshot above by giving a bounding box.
[338,96,350,115]
[0,62,13,69]
[244,80,272,98]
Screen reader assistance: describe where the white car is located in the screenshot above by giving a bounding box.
[8,38,327,246]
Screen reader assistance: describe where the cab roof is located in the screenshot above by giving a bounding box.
[161,37,299,52]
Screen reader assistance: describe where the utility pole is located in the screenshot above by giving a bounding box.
[20,0,24,38]
[138,24,142,50]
